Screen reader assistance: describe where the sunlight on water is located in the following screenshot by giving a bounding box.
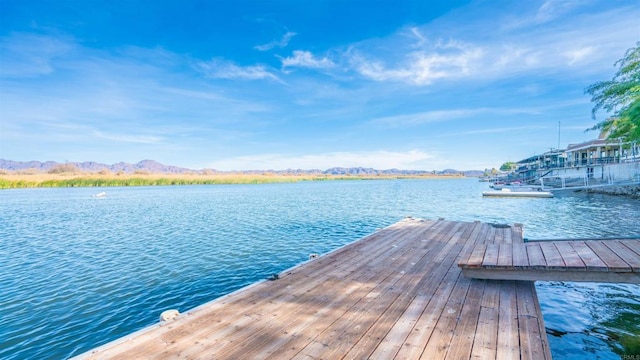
[0,179,638,359]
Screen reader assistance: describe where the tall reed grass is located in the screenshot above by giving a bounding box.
[0,172,460,189]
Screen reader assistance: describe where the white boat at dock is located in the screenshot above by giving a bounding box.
[490,182,543,191]
[482,188,554,198]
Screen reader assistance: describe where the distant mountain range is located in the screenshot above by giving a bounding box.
[0,159,484,177]
[0,159,193,174]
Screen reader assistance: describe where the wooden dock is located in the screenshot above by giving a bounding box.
[76,218,551,360]
[458,239,640,284]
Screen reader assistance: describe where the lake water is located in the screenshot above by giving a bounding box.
[1,178,639,359]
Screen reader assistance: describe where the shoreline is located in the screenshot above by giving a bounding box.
[581,184,640,200]
[0,172,466,189]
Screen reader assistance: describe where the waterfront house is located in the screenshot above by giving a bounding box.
[504,131,639,189]
[565,131,626,167]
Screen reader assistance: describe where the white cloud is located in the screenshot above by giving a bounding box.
[350,40,483,85]
[410,47,483,84]
[535,0,584,23]
[254,31,297,51]
[342,3,638,86]
[3,2,637,170]
[451,125,549,136]
[93,130,164,144]
[0,33,74,78]
[160,87,273,113]
[501,0,586,30]
[206,150,437,171]
[564,46,595,66]
[370,107,541,127]
[409,27,427,48]
[280,50,335,69]
[371,109,484,127]
[354,59,413,82]
[494,45,535,68]
[161,87,230,101]
[0,32,289,164]
[196,59,281,81]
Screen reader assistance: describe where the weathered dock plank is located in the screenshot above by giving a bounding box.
[443,278,486,360]
[538,241,566,270]
[75,219,551,360]
[362,224,479,359]
[604,241,640,271]
[525,242,547,269]
[459,239,640,283]
[496,281,519,360]
[482,243,500,268]
[464,243,487,268]
[586,241,633,272]
[620,239,640,255]
[497,244,513,268]
[470,280,500,359]
[512,242,529,270]
[515,281,550,360]
[570,241,608,271]
[554,241,586,270]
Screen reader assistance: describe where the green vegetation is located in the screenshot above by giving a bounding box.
[499,162,517,172]
[586,41,640,142]
[483,168,499,177]
[0,176,312,189]
[0,173,463,189]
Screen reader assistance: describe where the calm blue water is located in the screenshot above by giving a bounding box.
[0,178,639,359]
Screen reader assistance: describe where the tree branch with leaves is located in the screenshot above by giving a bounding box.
[585,42,640,142]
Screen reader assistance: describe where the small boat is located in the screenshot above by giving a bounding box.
[93,192,107,198]
[489,181,506,189]
[482,188,553,198]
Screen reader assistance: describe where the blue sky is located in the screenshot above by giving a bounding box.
[1,0,639,171]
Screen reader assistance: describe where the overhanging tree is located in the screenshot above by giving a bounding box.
[500,162,516,172]
[585,41,640,142]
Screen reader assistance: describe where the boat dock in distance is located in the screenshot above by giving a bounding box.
[76,218,639,360]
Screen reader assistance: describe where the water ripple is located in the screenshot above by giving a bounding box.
[0,180,639,359]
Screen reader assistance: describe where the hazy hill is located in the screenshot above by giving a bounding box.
[0,159,483,177]
[0,159,193,174]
